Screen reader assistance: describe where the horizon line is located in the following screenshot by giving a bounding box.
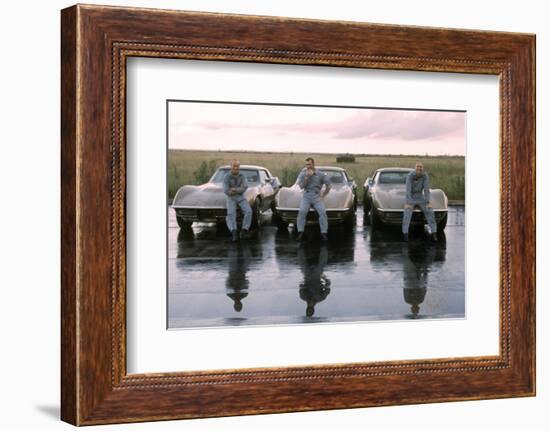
[168,148,465,158]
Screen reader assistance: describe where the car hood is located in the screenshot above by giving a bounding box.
[276,184,353,209]
[372,184,447,209]
[173,183,255,207]
[372,184,407,209]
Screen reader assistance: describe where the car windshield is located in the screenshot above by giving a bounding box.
[295,169,346,184]
[320,170,346,184]
[210,168,260,184]
[378,171,410,184]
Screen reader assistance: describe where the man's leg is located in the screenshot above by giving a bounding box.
[226,197,237,233]
[312,199,328,234]
[402,206,413,234]
[238,199,253,231]
[297,196,311,233]
[419,202,437,234]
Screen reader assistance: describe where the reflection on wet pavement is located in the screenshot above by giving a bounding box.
[168,207,465,329]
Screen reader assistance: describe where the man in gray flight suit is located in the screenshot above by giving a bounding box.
[223,160,252,242]
[296,157,331,242]
[402,162,438,242]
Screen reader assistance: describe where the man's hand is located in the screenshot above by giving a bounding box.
[306,168,314,177]
[405,203,412,209]
[229,188,236,196]
[427,202,433,209]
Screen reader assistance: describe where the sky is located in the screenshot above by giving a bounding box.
[168,101,466,156]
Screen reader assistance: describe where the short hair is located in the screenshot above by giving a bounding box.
[305,157,315,163]
[415,162,424,167]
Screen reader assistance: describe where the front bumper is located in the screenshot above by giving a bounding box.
[172,206,226,223]
[376,208,447,225]
[275,207,354,225]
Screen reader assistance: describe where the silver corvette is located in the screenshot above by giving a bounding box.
[274,166,357,230]
[172,165,281,229]
[363,167,448,231]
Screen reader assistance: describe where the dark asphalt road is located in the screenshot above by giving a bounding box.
[168,206,465,329]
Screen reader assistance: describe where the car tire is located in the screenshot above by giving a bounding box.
[363,210,371,225]
[271,209,289,229]
[251,198,261,228]
[369,204,382,229]
[343,212,356,231]
[437,212,448,232]
[363,194,372,225]
[176,216,192,229]
[363,190,371,213]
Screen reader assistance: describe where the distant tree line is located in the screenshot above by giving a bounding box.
[336,153,356,163]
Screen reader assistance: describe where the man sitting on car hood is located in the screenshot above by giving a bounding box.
[223,160,253,242]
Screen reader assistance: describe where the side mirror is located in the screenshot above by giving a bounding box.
[367,178,374,187]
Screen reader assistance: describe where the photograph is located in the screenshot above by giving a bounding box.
[167,100,466,329]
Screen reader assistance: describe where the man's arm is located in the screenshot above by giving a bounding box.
[321,173,331,198]
[423,173,431,203]
[405,173,413,204]
[222,173,231,196]
[297,169,307,189]
[234,174,249,194]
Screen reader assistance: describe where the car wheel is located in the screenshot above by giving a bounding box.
[363,191,371,213]
[437,212,448,232]
[251,198,261,228]
[363,195,372,225]
[176,216,192,229]
[271,209,288,229]
[363,207,371,225]
[343,212,356,231]
[369,204,382,229]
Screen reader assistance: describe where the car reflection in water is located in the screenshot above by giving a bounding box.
[168,207,463,329]
[368,229,447,319]
[275,226,355,322]
[176,223,263,319]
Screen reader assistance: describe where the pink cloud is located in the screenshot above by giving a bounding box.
[195,109,464,141]
[333,111,464,140]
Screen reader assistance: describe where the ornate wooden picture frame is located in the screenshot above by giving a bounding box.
[61,4,535,425]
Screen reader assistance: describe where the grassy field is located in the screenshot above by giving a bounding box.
[168,150,465,202]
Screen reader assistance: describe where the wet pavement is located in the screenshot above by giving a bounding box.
[168,206,465,329]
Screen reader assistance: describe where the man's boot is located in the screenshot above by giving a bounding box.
[231,230,239,242]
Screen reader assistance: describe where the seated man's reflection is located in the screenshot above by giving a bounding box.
[297,244,331,317]
[225,244,252,313]
[402,240,445,318]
